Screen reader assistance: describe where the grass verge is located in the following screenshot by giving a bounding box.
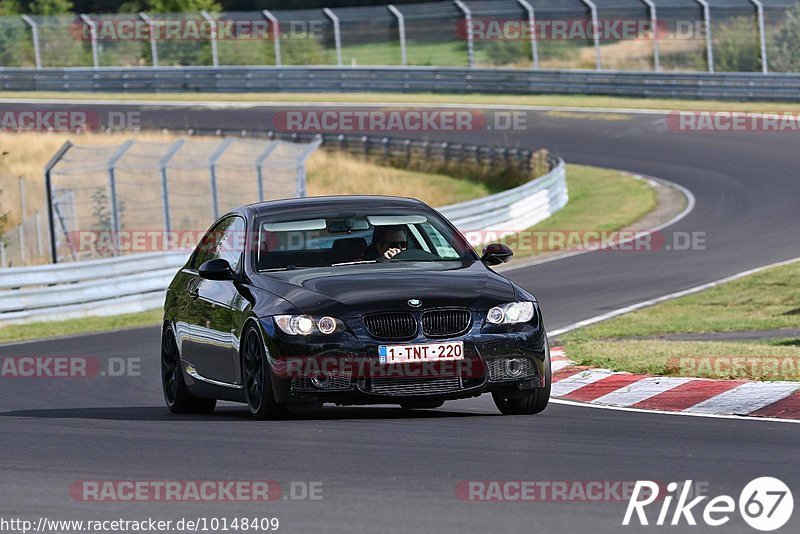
[0,309,163,345]
[2,91,799,113]
[562,260,800,381]
[503,164,657,259]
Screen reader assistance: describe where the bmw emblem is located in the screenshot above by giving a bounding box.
[408,299,422,308]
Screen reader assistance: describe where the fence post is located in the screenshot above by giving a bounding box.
[17,225,25,264]
[255,142,278,202]
[21,15,42,69]
[18,176,26,263]
[35,211,44,257]
[453,0,474,68]
[640,0,660,71]
[580,0,602,70]
[201,10,219,67]
[516,0,538,69]
[294,137,322,198]
[262,9,281,66]
[139,12,159,67]
[209,138,233,220]
[0,239,5,268]
[107,141,134,256]
[44,141,72,264]
[749,0,768,73]
[387,5,408,66]
[80,14,100,68]
[696,0,714,73]
[159,140,184,234]
[323,8,343,66]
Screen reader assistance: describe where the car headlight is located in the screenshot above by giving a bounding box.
[274,315,342,335]
[486,302,535,325]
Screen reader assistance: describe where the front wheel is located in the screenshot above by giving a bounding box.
[492,341,551,415]
[242,325,287,420]
[161,327,216,414]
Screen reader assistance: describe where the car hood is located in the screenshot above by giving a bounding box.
[250,260,516,316]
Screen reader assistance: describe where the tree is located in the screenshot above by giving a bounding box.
[146,0,220,12]
[769,4,800,73]
[28,0,73,15]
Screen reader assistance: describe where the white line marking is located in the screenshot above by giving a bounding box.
[550,256,800,336]
[684,382,800,415]
[591,376,693,407]
[551,369,616,397]
[551,360,575,373]
[550,398,800,424]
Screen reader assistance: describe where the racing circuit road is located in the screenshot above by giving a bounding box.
[1,101,799,533]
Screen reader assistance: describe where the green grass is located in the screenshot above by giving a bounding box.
[562,260,800,381]
[0,309,163,345]
[3,91,799,114]
[502,164,657,258]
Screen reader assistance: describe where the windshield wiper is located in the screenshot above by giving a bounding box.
[330,260,378,266]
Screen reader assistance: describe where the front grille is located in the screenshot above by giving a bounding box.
[291,371,352,392]
[369,376,462,396]
[363,311,417,339]
[486,357,537,381]
[422,308,472,338]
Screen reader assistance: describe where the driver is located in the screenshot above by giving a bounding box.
[366,225,408,260]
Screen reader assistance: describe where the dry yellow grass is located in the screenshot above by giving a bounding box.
[305,150,488,206]
[0,131,488,230]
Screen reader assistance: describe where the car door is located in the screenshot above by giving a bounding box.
[182,215,245,384]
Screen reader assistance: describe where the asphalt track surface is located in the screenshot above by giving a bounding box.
[1,102,799,534]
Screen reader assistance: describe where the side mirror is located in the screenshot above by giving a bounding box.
[481,243,513,266]
[199,258,235,281]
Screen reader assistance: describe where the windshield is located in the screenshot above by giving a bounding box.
[255,212,473,271]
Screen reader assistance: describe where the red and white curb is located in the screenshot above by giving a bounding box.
[549,347,800,420]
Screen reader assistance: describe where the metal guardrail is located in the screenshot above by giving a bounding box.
[0,158,567,325]
[3,66,800,101]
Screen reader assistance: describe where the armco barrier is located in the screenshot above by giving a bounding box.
[0,158,566,326]
[2,66,800,101]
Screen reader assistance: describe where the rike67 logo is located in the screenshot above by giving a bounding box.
[624,478,793,531]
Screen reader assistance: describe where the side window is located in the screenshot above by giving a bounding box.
[190,216,245,271]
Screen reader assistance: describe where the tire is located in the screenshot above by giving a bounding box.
[161,327,217,414]
[400,400,445,410]
[241,324,287,420]
[492,340,551,416]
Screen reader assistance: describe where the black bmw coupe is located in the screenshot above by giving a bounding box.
[161,196,551,419]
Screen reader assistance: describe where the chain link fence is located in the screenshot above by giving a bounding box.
[0,1,797,72]
[39,137,320,264]
[0,175,48,268]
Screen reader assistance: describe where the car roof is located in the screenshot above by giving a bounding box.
[230,195,433,220]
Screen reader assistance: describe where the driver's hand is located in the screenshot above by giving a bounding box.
[383,247,401,259]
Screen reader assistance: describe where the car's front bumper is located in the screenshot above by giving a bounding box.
[259,316,548,405]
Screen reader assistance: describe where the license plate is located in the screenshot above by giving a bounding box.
[378,341,464,364]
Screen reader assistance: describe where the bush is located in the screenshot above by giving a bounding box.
[713,16,761,72]
[769,4,800,72]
